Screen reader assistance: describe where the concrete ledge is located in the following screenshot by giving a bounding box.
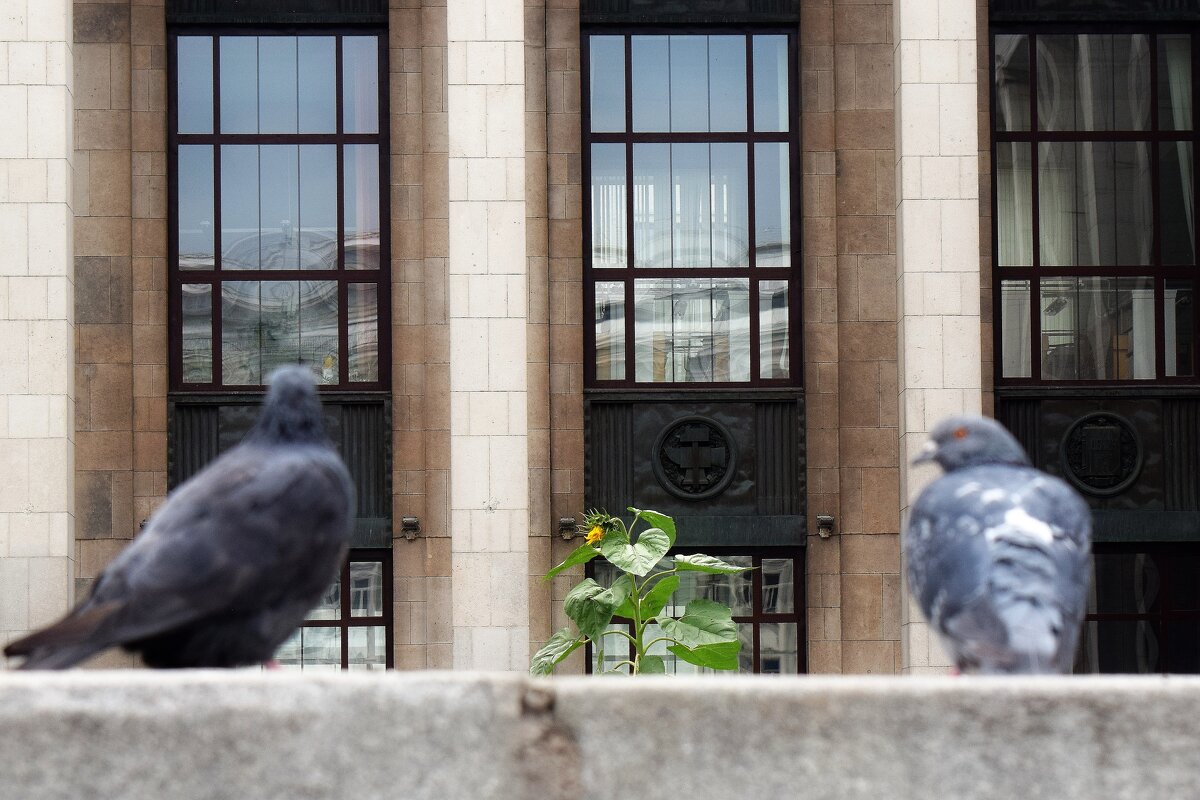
[0,672,1196,799]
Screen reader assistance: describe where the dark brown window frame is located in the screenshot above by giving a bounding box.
[991,24,1200,387]
[166,25,391,392]
[287,548,395,670]
[581,27,803,390]
[585,546,806,674]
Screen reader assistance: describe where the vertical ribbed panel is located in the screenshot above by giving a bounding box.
[169,404,220,488]
[340,403,388,519]
[585,402,632,510]
[1164,399,1200,511]
[755,401,798,515]
[997,399,1039,465]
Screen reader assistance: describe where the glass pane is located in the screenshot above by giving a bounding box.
[591,622,632,675]
[589,35,625,133]
[993,34,1030,132]
[759,280,790,380]
[710,144,749,267]
[343,36,379,134]
[1160,142,1195,265]
[178,145,214,269]
[221,145,259,270]
[300,280,339,384]
[1037,34,1150,131]
[1040,277,1155,380]
[181,284,212,384]
[1000,280,1032,378]
[275,630,302,669]
[633,143,671,267]
[1075,620,1159,673]
[759,622,799,673]
[219,36,258,133]
[670,36,709,132]
[1091,552,1160,614]
[344,144,381,270]
[298,37,337,133]
[1165,554,1200,611]
[1166,620,1200,674]
[754,142,791,267]
[350,562,384,617]
[177,36,214,134]
[222,281,261,384]
[1039,142,1152,267]
[665,556,753,617]
[1158,35,1191,131]
[258,36,298,134]
[752,35,788,132]
[348,283,379,383]
[299,145,338,269]
[635,278,749,383]
[595,280,626,381]
[301,627,342,670]
[995,142,1032,266]
[672,143,711,268]
[590,143,627,268]
[761,559,794,613]
[261,280,300,376]
[306,578,341,621]
[642,621,752,674]
[259,145,300,269]
[1166,280,1194,377]
[631,35,669,132]
[709,36,747,132]
[348,626,387,670]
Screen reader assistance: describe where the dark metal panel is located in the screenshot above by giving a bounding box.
[1093,510,1200,542]
[991,0,1200,23]
[755,399,800,514]
[1164,399,1200,511]
[582,0,799,24]
[167,0,387,25]
[995,397,1039,462]
[167,403,220,489]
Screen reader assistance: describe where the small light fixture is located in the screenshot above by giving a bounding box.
[815,515,835,539]
[400,516,421,541]
[558,517,579,540]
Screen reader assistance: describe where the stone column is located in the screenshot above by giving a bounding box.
[893,0,982,673]
[446,0,530,670]
[0,0,75,657]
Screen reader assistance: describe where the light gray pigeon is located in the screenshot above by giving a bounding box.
[4,365,354,669]
[906,415,1091,674]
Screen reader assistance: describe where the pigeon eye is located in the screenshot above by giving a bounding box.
[953,427,968,440]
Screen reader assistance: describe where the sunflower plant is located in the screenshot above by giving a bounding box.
[530,507,751,676]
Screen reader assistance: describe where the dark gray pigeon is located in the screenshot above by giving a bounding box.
[906,415,1091,674]
[4,365,353,669]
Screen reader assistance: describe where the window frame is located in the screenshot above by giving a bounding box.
[990,23,1200,387]
[166,25,391,392]
[581,26,803,389]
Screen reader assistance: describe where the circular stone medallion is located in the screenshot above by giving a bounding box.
[652,416,737,501]
[1060,412,1143,497]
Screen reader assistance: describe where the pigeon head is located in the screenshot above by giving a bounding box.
[913,415,1030,472]
[247,365,329,445]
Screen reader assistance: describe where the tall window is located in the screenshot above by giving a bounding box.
[584,32,798,386]
[993,31,1197,383]
[170,32,388,389]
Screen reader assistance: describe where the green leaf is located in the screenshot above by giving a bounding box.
[596,573,634,612]
[639,655,666,674]
[634,509,677,547]
[659,599,738,648]
[640,574,681,619]
[529,628,584,676]
[673,553,754,575]
[544,542,602,581]
[601,525,671,577]
[667,640,741,671]
[563,575,634,641]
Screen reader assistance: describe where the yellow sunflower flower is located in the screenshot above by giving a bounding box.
[585,524,605,545]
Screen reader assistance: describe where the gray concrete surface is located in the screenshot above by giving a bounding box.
[0,671,1196,799]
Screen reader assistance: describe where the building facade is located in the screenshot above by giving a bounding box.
[0,0,1194,675]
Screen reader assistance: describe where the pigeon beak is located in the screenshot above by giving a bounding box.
[912,440,938,466]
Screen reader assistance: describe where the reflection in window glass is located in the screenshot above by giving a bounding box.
[1040,277,1155,380]
[350,562,384,617]
[258,37,298,134]
[260,280,300,377]
[178,145,215,269]
[301,627,341,671]
[710,144,749,267]
[260,145,301,269]
[592,622,632,675]
[1166,281,1194,377]
[1159,35,1192,131]
[595,281,625,381]
[672,144,712,267]
[220,145,260,270]
[762,559,794,613]
[754,142,791,267]
[1160,142,1195,265]
[1091,553,1160,614]
[1037,34,1150,131]
[344,144,381,270]
[299,145,338,269]
[665,559,754,617]
[222,281,262,385]
[634,278,750,383]
[348,283,379,383]
[759,622,799,674]
[631,36,669,132]
[591,144,627,268]
[993,34,1030,132]
[299,281,339,384]
[633,143,671,267]
[670,36,709,132]
[177,37,214,134]
[342,37,379,134]
[709,36,747,132]
[1000,280,1032,378]
[220,37,258,133]
[181,284,212,384]
[348,626,387,670]
[1039,141,1152,267]
[589,35,625,133]
[307,580,341,621]
[752,35,788,132]
[1075,620,1159,673]
[759,280,789,380]
[995,142,1032,266]
[298,37,337,133]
